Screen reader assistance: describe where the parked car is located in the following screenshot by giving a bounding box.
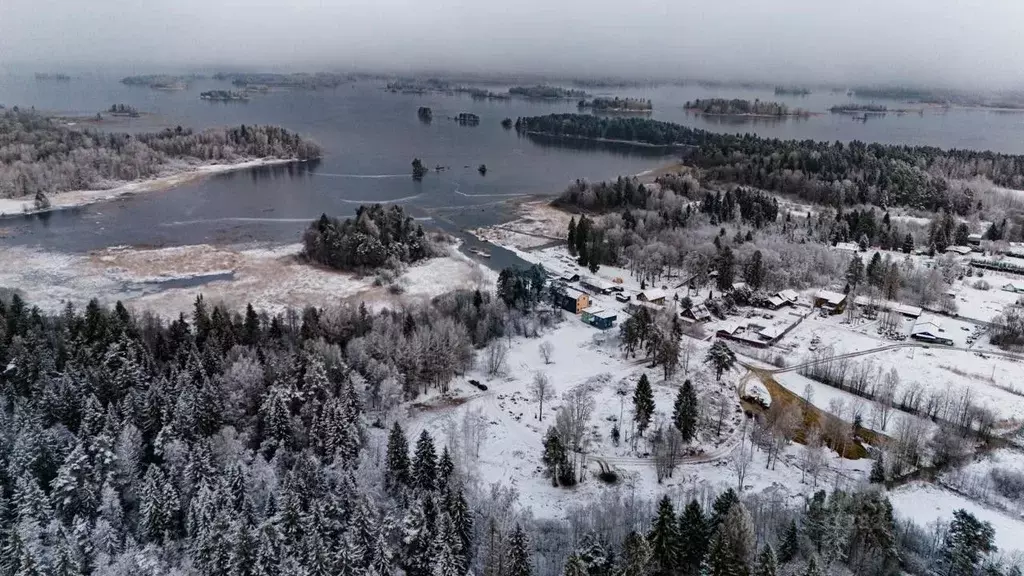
[615,294,630,303]
[468,379,488,391]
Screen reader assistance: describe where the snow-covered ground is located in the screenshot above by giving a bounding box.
[469,201,573,250]
[0,242,494,319]
[891,482,1024,556]
[0,157,301,217]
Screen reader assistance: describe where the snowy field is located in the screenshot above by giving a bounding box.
[890,482,1024,557]
[0,242,495,319]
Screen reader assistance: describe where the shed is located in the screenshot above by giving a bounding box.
[967,233,983,246]
[580,277,614,295]
[554,287,590,314]
[1003,282,1024,294]
[581,307,617,330]
[636,289,667,305]
[834,242,860,252]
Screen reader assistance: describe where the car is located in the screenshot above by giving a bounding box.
[468,379,488,391]
[615,294,630,303]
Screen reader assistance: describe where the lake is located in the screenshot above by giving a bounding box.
[3,75,1024,255]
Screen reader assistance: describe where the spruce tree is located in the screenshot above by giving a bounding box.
[673,380,698,442]
[709,489,739,533]
[446,489,473,574]
[869,455,886,484]
[902,233,914,254]
[752,545,777,576]
[385,423,411,493]
[413,431,438,493]
[568,218,578,257]
[633,374,655,437]
[578,534,613,576]
[647,496,680,576]
[438,446,455,488]
[678,500,709,576]
[401,497,436,576]
[777,520,799,564]
[563,554,587,576]
[801,555,823,576]
[618,531,652,576]
[942,509,996,576]
[507,524,533,576]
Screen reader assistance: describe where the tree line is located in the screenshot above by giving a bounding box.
[514,113,1024,214]
[0,109,322,199]
[685,98,805,117]
[301,204,439,272]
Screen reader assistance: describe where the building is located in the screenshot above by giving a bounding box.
[945,245,973,256]
[1003,282,1024,294]
[834,242,860,253]
[852,296,922,319]
[558,273,580,283]
[813,290,847,314]
[636,289,667,305]
[967,233,983,246]
[766,289,800,310]
[682,302,712,322]
[731,282,748,292]
[554,287,590,314]
[911,319,953,345]
[581,307,617,329]
[580,276,614,295]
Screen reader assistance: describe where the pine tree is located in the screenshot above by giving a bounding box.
[230,519,259,576]
[633,374,655,437]
[705,342,736,382]
[647,496,680,576]
[777,520,799,564]
[846,255,864,287]
[709,489,739,533]
[413,430,438,493]
[744,251,764,290]
[568,218,578,257]
[367,531,394,576]
[507,524,533,576]
[563,554,587,576]
[618,531,652,576]
[446,489,473,574]
[942,509,996,576]
[678,500,709,576]
[673,380,698,442]
[438,446,455,488]
[385,423,411,494]
[801,555,823,576]
[752,545,777,576]
[869,455,886,484]
[866,252,883,287]
[401,497,436,576]
[578,534,613,576]
[902,233,914,254]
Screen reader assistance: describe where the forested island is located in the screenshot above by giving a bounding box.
[454,87,511,100]
[200,90,249,102]
[120,74,201,90]
[508,85,588,99]
[417,107,432,123]
[302,204,438,272]
[577,97,653,112]
[455,113,480,126]
[774,86,811,96]
[106,104,140,118]
[515,112,1024,214]
[34,73,70,81]
[385,79,451,94]
[685,98,808,117]
[830,103,889,113]
[214,71,350,89]
[0,109,321,200]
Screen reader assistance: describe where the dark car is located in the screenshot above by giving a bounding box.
[469,379,488,391]
[615,293,630,303]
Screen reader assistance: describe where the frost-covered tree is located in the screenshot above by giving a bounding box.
[672,380,698,442]
[705,341,736,382]
[942,509,996,576]
[385,423,411,494]
[507,524,533,576]
[413,431,438,493]
[633,374,655,438]
[647,496,679,576]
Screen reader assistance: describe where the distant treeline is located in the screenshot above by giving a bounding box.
[301,204,438,272]
[214,71,350,89]
[774,86,811,96]
[515,113,1024,213]
[685,98,806,117]
[830,103,888,113]
[454,87,511,100]
[200,90,248,102]
[0,109,321,199]
[107,103,140,117]
[508,85,588,99]
[120,74,202,89]
[34,73,70,81]
[578,97,652,111]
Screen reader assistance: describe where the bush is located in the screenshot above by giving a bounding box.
[973,279,991,290]
[990,467,1024,500]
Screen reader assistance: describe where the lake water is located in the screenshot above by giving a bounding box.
[2,75,1024,255]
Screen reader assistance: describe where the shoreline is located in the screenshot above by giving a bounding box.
[0,157,306,218]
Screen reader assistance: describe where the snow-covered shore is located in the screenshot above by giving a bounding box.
[0,157,302,217]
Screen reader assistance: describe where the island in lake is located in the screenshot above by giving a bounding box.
[508,84,588,99]
[455,112,480,126]
[34,73,71,81]
[214,71,350,89]
[454,86,512,100]
[107,103,141,118]
[200,90,249,102]
[774,85,811,96]
[578,97,653,112]
[684,98,808,117]
[121,74,203,90]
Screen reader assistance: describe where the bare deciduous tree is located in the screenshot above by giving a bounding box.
[653,424,683,482]
[873,368,899,431]
[531,371,551,421]
[485,340,509,376]
[802,426,826,487]
[732,440,753,492]
[538,340,554,365]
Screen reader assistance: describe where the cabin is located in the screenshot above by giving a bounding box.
[911,319,953,345]
[852,296,922,319]
[558,273,580,283]
[554,287,590,314]
[581,307,617,330]
[945,245,973,256]
[766,289,800,310]
[967,233,983,246]
[636,289,667,305]
[682,302,712,322]
[580,277,614,295]
[1003,282,1024,294]
[813,290,847,314]
[834,242,860,253]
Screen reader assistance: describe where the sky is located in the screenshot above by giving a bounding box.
[2,0,1023,89]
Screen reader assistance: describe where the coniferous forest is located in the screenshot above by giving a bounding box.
[515,113,1024,213]
[301,204,439,272]
[0,289,1014,576]
[0,109,322,199]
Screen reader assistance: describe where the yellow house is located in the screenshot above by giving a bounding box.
[556,287,591,314]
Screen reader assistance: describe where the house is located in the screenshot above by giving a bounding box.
[945,245,973,256]
[911,319,953,345]
[554,287,590,314]
[813,290,847,314]
[766,289,800,310]
[852,296,922,319]
[682,302,712,322]
[636,289,667,305]
[558,273,580,283]
[834,242,860,253]
[967,233,983,246]
[731,282,748,292]
[1003,282,1024,294]
[581,307,617,329]
[580,277,614,295]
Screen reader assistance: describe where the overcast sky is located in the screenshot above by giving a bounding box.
[3,0,1023,89]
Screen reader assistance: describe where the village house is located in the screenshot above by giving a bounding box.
[636,289,667,305]
[554,286,590,314]
[911,318,953,345]
[813,290,847,314]
[581,307,617,329]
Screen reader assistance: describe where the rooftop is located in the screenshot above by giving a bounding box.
[815,290,847,305]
